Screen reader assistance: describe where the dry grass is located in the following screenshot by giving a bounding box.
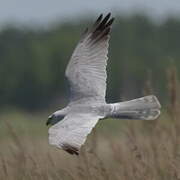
[0,110,179,180]
[1,67,180,180]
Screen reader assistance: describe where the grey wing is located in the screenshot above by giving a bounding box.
[48,113,102,155]
[65,13,114,103]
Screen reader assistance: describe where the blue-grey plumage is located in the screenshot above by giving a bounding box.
[47,13,161,155]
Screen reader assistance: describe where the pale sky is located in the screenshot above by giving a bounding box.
[0,0,180,26]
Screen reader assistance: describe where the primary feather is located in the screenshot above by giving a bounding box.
[49,113,102,155]
[65,13,114,103]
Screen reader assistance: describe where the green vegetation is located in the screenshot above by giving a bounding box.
[0,15,180,110]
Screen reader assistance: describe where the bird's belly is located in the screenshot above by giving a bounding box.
[69,104,111,117]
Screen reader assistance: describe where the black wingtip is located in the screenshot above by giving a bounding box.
[105,13,111,20]
[62,144,79,155]
[100,13,111,26]
[106,17,115,27]
[107,12,111,18]
[96,14,103,23]
[81,13,114,43]
[92,14,103,28]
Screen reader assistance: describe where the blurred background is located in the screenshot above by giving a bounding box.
[1,0,180,179]
[0,0,180,110]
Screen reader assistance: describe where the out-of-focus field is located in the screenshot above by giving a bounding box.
[0,107,179,180]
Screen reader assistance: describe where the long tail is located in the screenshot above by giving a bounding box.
[110,95,161,120]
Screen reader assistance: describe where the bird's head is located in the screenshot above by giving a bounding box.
[46,113,65,126]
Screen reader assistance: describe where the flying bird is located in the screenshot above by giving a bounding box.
[46,13,161,155]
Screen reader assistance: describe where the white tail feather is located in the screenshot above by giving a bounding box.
[110,95,161,120]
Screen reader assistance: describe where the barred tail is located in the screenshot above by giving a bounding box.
[110,95,161,120]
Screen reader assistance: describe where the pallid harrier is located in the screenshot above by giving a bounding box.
[46,13,161,155]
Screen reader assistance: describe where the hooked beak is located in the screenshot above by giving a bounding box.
[46,115,53,126]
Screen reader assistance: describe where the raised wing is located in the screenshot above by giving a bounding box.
[48,113,102,155]
[66,13,114,103]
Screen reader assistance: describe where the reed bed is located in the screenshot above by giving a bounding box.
[0,66,180,180]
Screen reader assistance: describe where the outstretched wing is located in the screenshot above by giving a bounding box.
[66,13,114,103]
[48,113,101,155]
